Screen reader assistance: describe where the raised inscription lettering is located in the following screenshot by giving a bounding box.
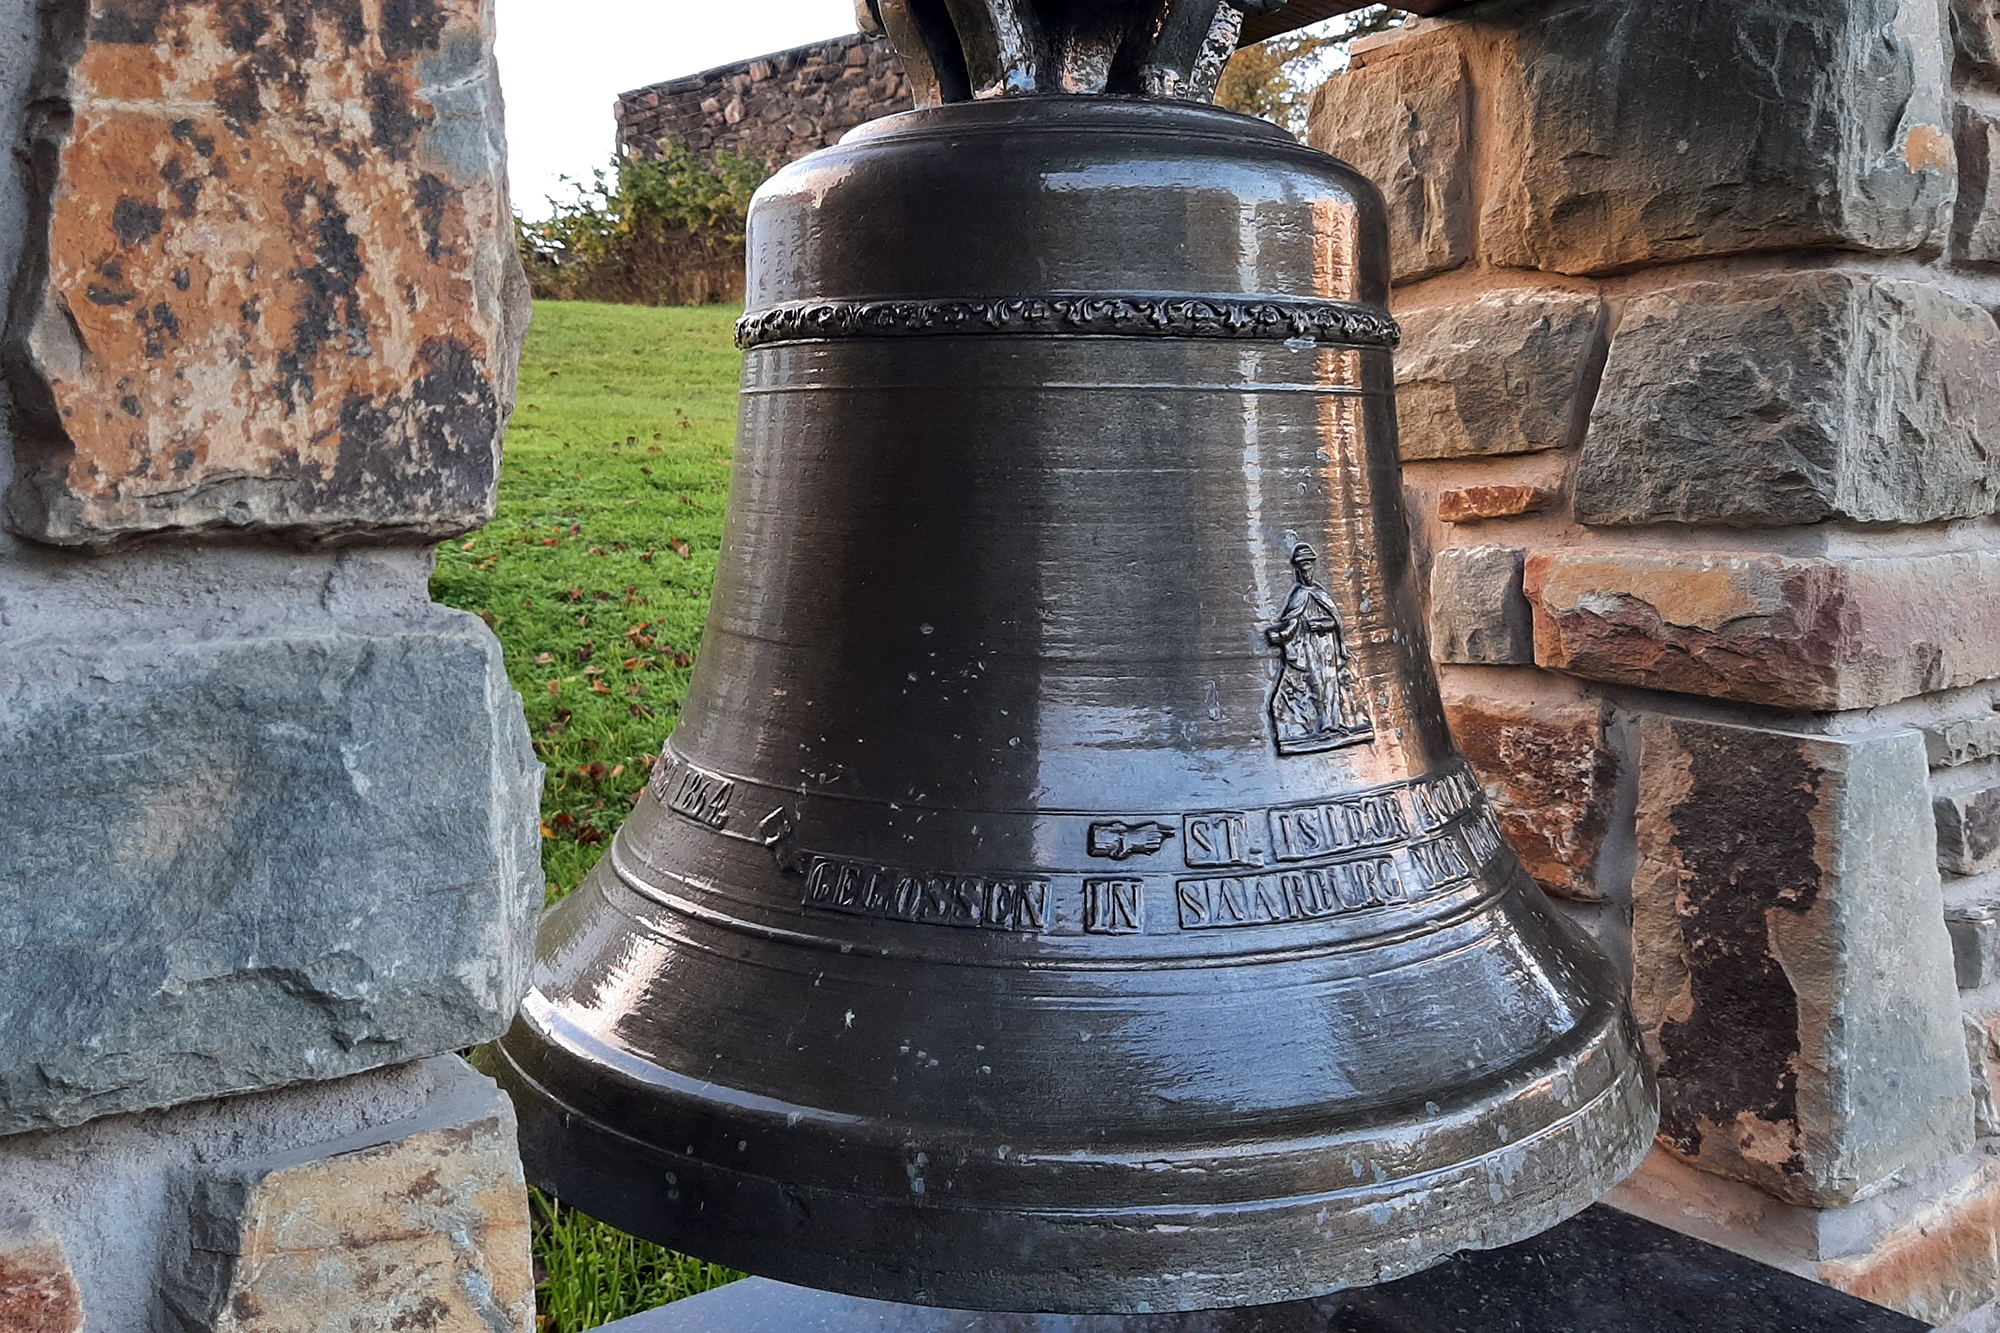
[1268,791,1411,862]
[668,764,736,829]
[803,856,1050,934]
[1461,806,1504,866]
[1184,813,1263,869]
[1084,880,1144,934]
[1176,857,1404,930]
[1409,769,1481,832]
[1405,834,1474,891]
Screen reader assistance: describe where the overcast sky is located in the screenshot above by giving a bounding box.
[494,0,859,220]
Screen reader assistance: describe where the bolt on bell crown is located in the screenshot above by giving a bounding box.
[491,0,1658,1313]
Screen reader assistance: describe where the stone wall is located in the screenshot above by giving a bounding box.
[1311,0,2000,1324]
[602,35,911,309]
[0,0,540,1328]
[616,33,912,175]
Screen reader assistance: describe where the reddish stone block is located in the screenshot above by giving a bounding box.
[1525,549,2000,710]
[3,0,527,549]
[1438,485,1557,524]
[1444,694,1618,902]
[0,1212,82,1333]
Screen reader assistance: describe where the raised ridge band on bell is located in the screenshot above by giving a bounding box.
[734,295,1403,351]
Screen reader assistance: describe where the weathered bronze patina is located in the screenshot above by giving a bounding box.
[493,0,1656,1312]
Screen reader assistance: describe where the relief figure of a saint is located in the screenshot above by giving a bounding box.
[1264,544,1372,755]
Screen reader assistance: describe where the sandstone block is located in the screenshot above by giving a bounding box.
[1632,718,1967,1208]
[0,1058,480,1329]
[1575,274,2000,527]
[1395,290,1605,460]
[1939,786,2000,877]
[1955,105,2000,265]
[157,1059,533,1333]
[1444,693,1618,902]
[3,0,530,549]
[0,1209,81,1333]
[0,595,542,1133]
[1610,1146,2000,1326]
[1525,549,2000,710]
[1927,716,2000,769]
[1820,1157,2000,1328]
[1307,32,1471,284]
[1957,0,2000,84]
[1430,546,1532,665]
[1479,0,1955,275]
[1438,485,1557,524]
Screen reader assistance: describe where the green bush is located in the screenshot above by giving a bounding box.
[519,141,770,307]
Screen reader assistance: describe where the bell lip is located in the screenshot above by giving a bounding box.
[488,994,1659,1313]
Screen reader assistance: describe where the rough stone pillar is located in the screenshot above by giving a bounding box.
[0,0,540,1328]
[1312,0,2000,1324]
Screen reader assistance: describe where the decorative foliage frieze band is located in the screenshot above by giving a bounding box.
[735,296,1401,351]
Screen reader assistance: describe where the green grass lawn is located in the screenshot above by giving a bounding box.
[431,300,746,1331]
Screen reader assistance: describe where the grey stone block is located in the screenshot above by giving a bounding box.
[1430,546,1532,665]
[1307,31,1472,284]
[1395,290,1606,461]
[1964,986,2000,1139]
[1940,786,2000,877]
[0,601,542,1135]
[156,1057,533,1333]
[1480,0,1956,275]
[1956,0,2000,85]
[1954,105,2000,265]
[1947,877,2000,990]
[1926,716,2000,769]
[0,1057,511,1332]
[1577,274,2000,528]
[1632,719,1968,1207]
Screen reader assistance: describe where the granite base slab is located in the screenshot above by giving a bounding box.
[600,1206,1929,1332]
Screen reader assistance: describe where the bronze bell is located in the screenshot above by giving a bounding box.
[491,0,1657,1313]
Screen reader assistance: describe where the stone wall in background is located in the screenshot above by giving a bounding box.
[1311,0,2000,1325]
[602,34,912,309]
[0,0,540,1327]
[616,33,912,176]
